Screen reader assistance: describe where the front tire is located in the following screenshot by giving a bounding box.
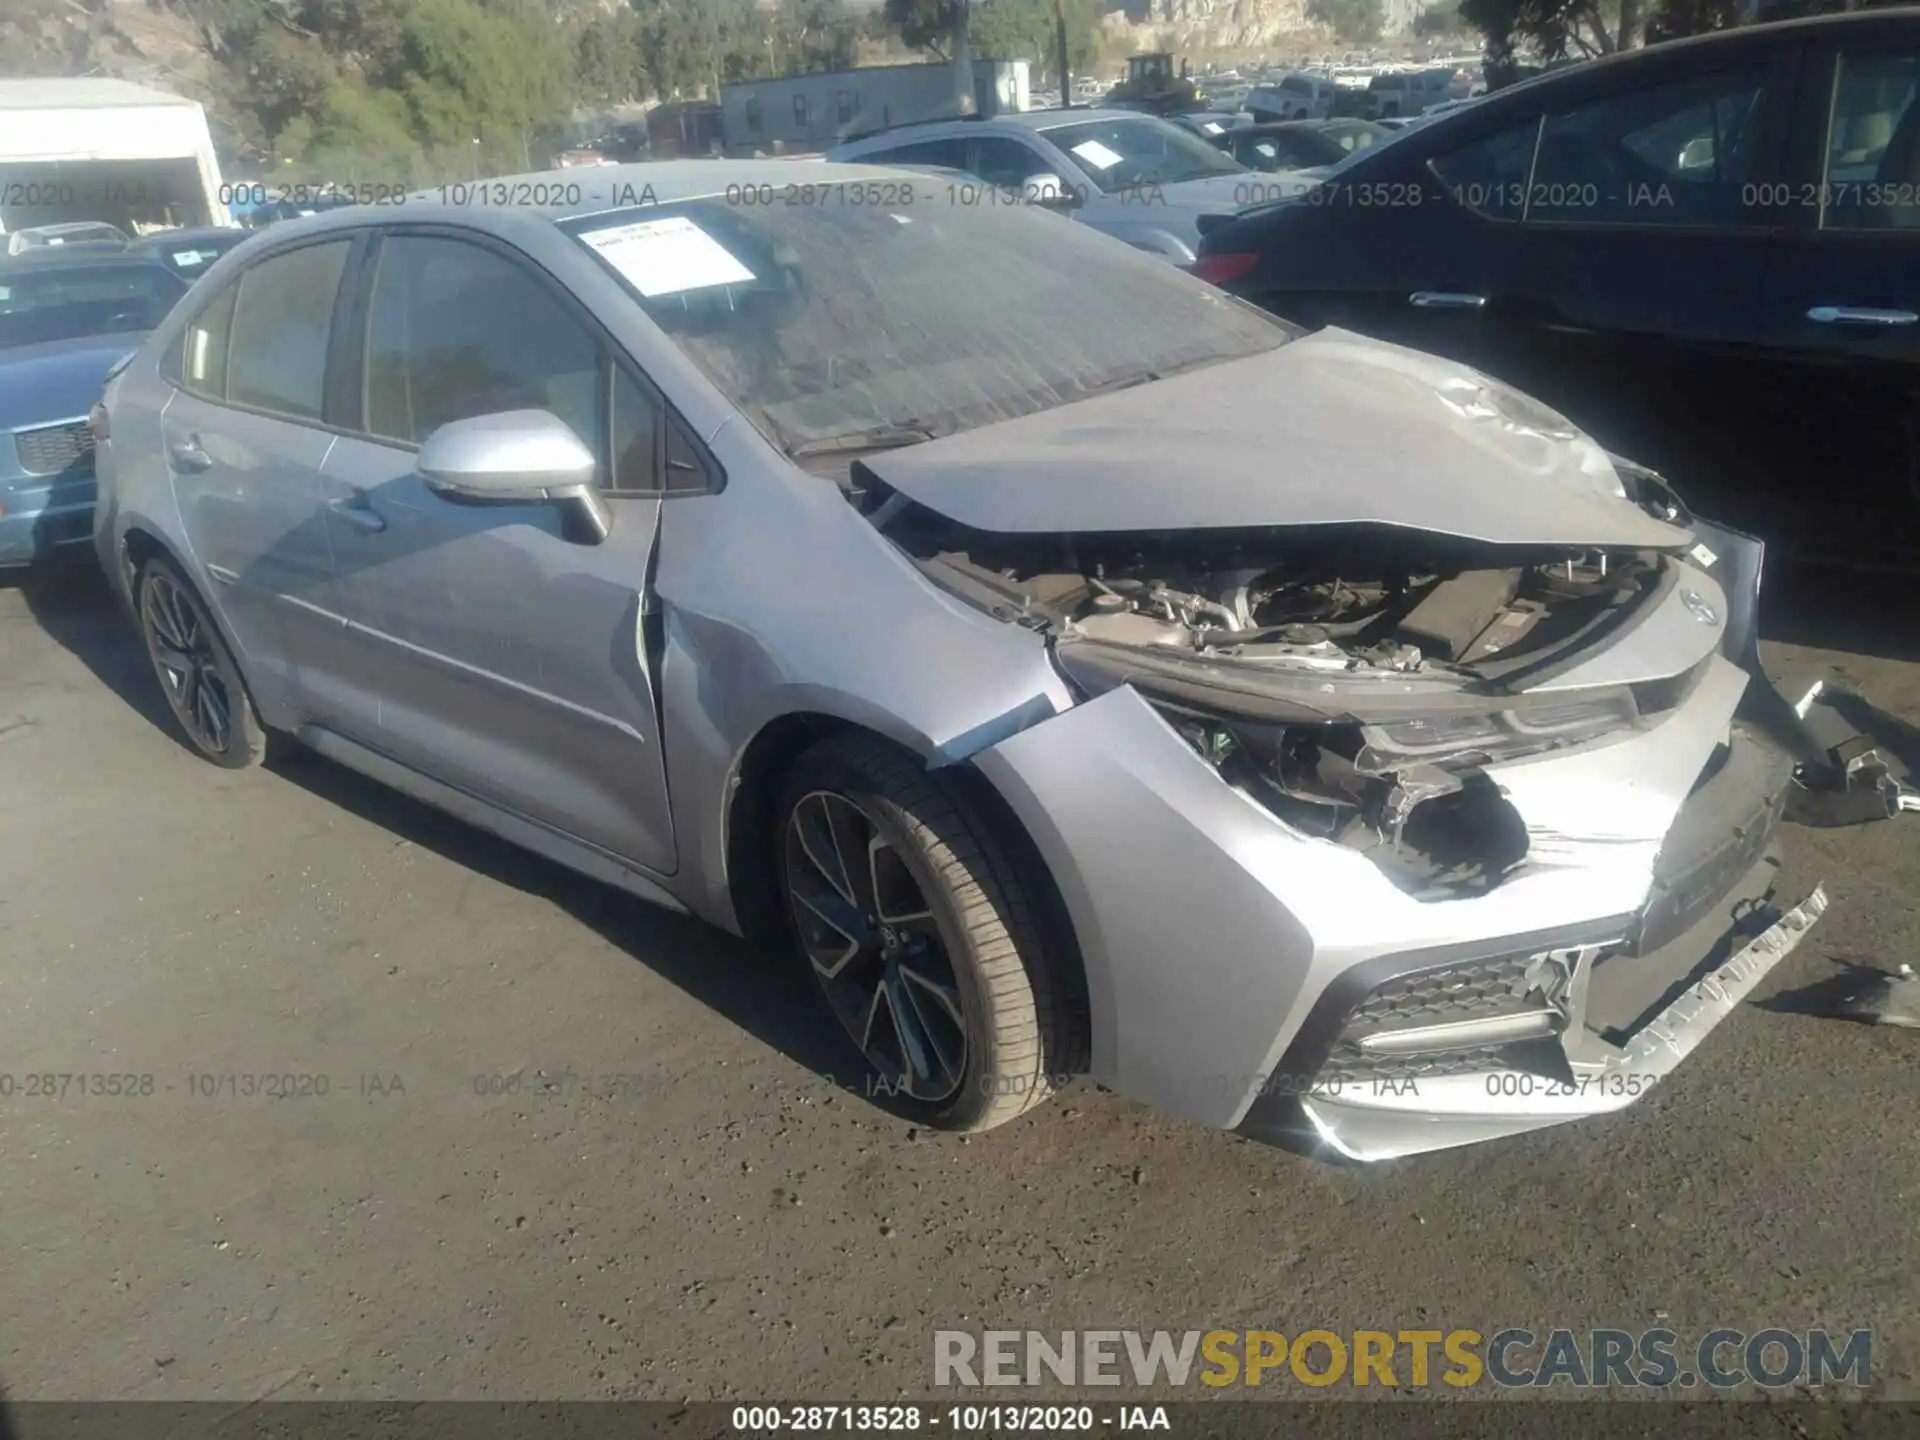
[775,734,1076,1133]
[137,557,269,768]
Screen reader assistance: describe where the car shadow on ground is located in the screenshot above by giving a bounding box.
[10,563,862,1101]
[1758,565,1920,669]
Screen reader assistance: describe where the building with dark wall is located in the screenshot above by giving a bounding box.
[720,60,1032,157]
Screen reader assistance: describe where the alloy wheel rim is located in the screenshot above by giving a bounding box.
[144,573,232,752]
[783,790,968,1103]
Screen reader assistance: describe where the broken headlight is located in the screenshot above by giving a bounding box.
[1157,687,1640,901]
[1357,688,1640,769]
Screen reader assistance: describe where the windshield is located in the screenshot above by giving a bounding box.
[1319,119,1390,152]
[0,263,186,349]
[1237,126,1349,170]
[565,187,1290,457]
[1037,116,1244,188]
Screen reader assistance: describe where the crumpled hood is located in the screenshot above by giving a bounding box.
[0,335,143,431]
[858,328,1693,549]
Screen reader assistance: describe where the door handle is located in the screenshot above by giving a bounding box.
[1410,291,1488,310]
[1806,305,1918,328]
[168,438,211,474]
[326,492,387,534]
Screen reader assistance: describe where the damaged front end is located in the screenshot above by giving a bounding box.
[879,486,1727,901]
[862,458,1911,1157]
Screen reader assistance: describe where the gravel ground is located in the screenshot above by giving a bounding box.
[1,562,1916,1404]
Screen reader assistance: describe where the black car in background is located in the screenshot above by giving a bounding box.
[1196,8,1920,567]
[1221,119,1394,170]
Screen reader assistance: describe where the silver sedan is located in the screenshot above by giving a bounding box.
[93,161,1848,1158]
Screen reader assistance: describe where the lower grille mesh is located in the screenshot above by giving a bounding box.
[15,421,96,476]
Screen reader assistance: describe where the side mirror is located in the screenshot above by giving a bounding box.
[418,409,612,545]
[1022,173,1083,211]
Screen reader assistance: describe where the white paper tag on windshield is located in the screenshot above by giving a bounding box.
[1689,542,1718,568]
[581,215,754,297]
[1071,139,1125,170]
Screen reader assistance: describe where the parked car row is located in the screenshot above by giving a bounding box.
[1,250,195,566]
[828,109,1282,265]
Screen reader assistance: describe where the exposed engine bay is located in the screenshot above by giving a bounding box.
[871,497,1697,903]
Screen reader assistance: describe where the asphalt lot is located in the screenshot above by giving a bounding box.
[2,559,1917,1404]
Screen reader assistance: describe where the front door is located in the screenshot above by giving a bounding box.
[1493,54,1793,492]
[318,231,677,874]
[1754,39,1920,565]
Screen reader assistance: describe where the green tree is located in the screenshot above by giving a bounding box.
[1307,0,1386,43]
[882,0,1102,80]
[1412,0,1473,37]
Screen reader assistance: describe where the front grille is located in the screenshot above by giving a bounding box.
[15,421,95,477]
[1317,952,1541,1085]
[1311,942,1613,1087]
[1337,951,1542,1030]
[1320,1044,1516,1085]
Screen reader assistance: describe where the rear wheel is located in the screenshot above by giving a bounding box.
[137,557,269,769]
[775,734,1076,1132]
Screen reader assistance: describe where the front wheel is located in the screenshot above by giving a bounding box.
[137,557,270,768]
[775,734,1078,1132]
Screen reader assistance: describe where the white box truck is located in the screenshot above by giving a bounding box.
[0,78,233,243]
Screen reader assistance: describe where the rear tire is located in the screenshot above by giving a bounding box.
[136,557,270,769]
[775,733,1076,1133]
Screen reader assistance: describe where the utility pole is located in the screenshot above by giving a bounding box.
[951,0,975,116]
[1054,0,1071,103]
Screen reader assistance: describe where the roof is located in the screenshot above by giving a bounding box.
[254,160,929,233]
[841,106,1153,144]
[1476,3,1920,105]
[553,159,921,215]
[126,227,246,248]
[0,249,179,273]
[0,78,202,110]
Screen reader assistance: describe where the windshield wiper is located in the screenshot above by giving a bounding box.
[789,425,938,458]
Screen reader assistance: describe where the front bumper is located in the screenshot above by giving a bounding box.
[971,497,1899,1158]
[978,664,1828,1158]
[0,471,96,568]
[1279,886,1826,1159]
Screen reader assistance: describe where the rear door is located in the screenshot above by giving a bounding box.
[316,228,683,874]
[1753,29,1920,563]
[159,235,359,716]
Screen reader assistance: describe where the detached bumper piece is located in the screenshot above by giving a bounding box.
[1782,680,1920,826]
[1240,726,1829,1160]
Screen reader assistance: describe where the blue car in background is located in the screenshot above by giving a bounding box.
[1,251,189,568]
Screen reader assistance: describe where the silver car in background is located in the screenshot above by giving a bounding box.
[828,112,1289,266]
[94,161,1840,1159]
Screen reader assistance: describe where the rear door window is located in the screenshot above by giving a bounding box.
[1822,49,1920,229]
[224,240,350,420]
